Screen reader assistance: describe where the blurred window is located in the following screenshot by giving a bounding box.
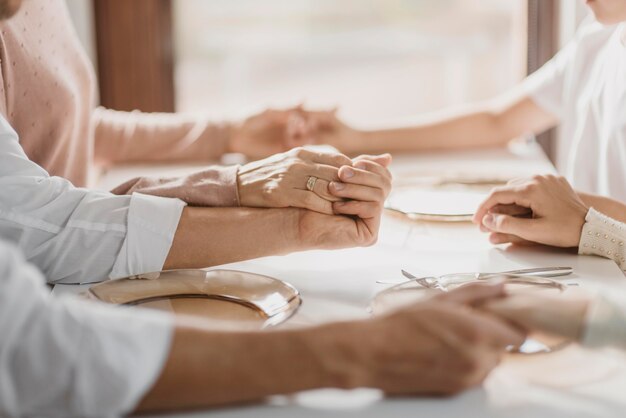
[173,0,527,125]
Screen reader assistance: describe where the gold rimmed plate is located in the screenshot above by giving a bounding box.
[385,188,487,222]
[86,269,301,329]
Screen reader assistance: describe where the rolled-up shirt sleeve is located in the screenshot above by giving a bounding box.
[0,115,186,284]
[0,239,174,417]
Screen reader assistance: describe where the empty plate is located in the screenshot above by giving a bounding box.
[86,269,301,329]
[370,275,571,355]
[385,188,487,221]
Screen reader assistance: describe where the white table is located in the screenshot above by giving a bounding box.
[57,143,626,418]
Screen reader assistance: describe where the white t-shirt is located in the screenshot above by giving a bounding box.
[524,21,626,201]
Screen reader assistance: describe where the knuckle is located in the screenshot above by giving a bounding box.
[293,147,309,158]
[489,186,507,197]
[523,182,537,194]
[333,153,352,166]
[288,161,307,173]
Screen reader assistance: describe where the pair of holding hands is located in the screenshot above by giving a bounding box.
[471,174,592,346]
[473,174,589,248]
[237,147,392,249]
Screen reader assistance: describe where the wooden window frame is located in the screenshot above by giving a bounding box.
[92,0,562,158]
[527,0,560,161]
[93,0,175,113]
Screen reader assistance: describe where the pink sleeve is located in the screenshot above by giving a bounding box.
[93,107,241,207]
[110,165,241,207]
[92,107,234,165]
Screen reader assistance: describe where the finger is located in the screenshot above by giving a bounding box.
[333,200,381,219]
[488,232,535,246]
[436,282,506,306]
[311,178,342,202]
[425,305,525,350]
[481,213,534,238]
[329,181,384,202]
[490,204,532,218]
[285,119,315,148]
[483,295,587,341]
[472,187,532,224]
[305,164,341,183]
[310,151,353,168]
[339,165,391,192]
[460,310,527,349]
[354,153,393,168]
[352,159,392,180]
[292,190,334,215]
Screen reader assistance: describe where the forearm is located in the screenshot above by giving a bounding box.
[93,107,234,166]
[349,94,556,155]
[578,192,626,223]
[163,207,303,269]
[356,110,508,154]
[137,319,360,412]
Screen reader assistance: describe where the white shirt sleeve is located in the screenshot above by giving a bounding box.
[0,114,186,284]
[0,239,174,417]
[521,38,577,120]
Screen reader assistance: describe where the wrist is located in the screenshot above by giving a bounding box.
[225,120,244,154]
[303,321,369,390]
[573,207,590,247]
[284,208,309,252]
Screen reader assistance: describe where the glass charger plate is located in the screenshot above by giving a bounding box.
[86,269,301,329]
[385,188,487,222]
[371,275,571,355]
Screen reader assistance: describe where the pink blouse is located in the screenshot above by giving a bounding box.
[0,0,239,206]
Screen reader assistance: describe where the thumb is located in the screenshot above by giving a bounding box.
[482,212,531,237]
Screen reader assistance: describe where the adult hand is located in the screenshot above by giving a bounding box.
[473,175,589,247]
[238,147,392,216]
[294,155,392,248]
[482,293,590,342]
[229,105,332,159]
[304,109,365,155]
[343,283,525,395]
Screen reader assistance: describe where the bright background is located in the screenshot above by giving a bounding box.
[172,0,527,126]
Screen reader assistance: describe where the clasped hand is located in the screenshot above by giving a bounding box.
[238,147,392,249]
[473,174,589,247]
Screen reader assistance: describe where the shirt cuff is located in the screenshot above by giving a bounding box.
[110,193,186,279]
[578,207,626,272]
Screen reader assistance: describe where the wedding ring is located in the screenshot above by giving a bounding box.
[306,176,318,192]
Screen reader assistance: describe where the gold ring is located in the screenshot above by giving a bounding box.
[306,176,318,191]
